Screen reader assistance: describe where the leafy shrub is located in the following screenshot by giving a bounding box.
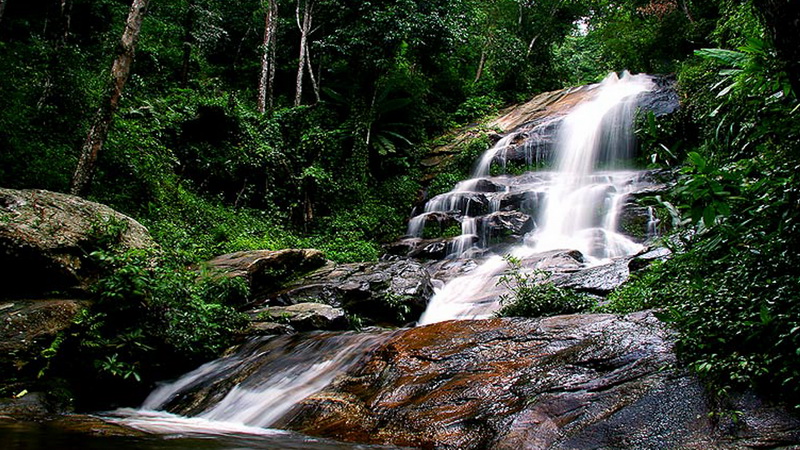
[495,256,596,318]
[452,95,501,125]
[48,248,249,407]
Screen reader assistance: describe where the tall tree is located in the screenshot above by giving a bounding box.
[294,0,314,106]
[70,0,149,196]
[257,0,278,113]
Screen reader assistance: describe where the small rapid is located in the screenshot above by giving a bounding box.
[111,330,392,437]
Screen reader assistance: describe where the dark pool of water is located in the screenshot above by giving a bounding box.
[0,420,399,450]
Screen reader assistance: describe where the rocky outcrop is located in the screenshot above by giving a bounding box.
[267,259,433,326]
[282,312,800,449]
[204,249,327,299]
[248,303,348,332]
[0,188,154,296]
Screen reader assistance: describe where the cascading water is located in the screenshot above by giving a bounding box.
[110,331,392,437]
[107,72,661,441]
[419,72,655,324]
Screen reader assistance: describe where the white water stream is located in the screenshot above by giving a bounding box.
[110,71,656,439]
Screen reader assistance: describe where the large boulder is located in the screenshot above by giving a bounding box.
[268,259,433,326]
[204,249,327,299]
[0,189,154,297]
[281,312,800,449]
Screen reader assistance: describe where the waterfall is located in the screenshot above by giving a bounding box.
[419,72,654,324]
[111,72,658,436]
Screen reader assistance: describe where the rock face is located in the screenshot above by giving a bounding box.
[1,299,88,388]
[283,312,800,449]
[268,259,433,326]
[205,249,327,299]
[0,188,154,296]
[248,303,348,332]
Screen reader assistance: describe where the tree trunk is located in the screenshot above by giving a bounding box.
[0,0,7,27]
[257,0,278,113]
[60,0,73,41]
[680,0,695,23]
[304,37,320,103]
[474,47,487,83]
[70,0,148,196]
[180,0,194,88]
[752,0,800,97]
[294,0,313,107]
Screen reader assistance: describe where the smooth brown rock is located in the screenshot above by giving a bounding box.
[0,188,154,296]
[283,312,800,449]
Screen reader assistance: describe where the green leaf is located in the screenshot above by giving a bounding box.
[703,205,716,227]
[688,152,706,171]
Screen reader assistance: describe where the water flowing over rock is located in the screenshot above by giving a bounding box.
[139,331,393,428]
[413,72,668,324]
[281,313,800,449]
[0,188,154,296]
[109,74,800,449]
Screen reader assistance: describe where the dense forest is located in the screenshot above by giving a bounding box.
[1,0,799,415]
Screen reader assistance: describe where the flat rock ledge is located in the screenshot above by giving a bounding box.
[281,312,800,449]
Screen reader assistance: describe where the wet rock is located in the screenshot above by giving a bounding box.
[461,178,504,193]
[248,321,295,335]
[268,259,433,326]
[386,237,468,261]
[638,74,680,117]
[618,202,653,242]
[1,299,89,383]
[249,303,347,332]
[46,414,149,437]
[629,246,672,272]
[553,257,631,294]
[409,239,449,260]
[204,249,327,298]
[0,392,51,419]
[521,249,584,272]
[284,312,800,449]
[496,191,543,214]
[482,211,534,239]
[0,188,154,297]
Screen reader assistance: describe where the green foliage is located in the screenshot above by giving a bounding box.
[452,95,502,125]
[495,256,595,318]
[51,248,248,397]
[613,9,800,408]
